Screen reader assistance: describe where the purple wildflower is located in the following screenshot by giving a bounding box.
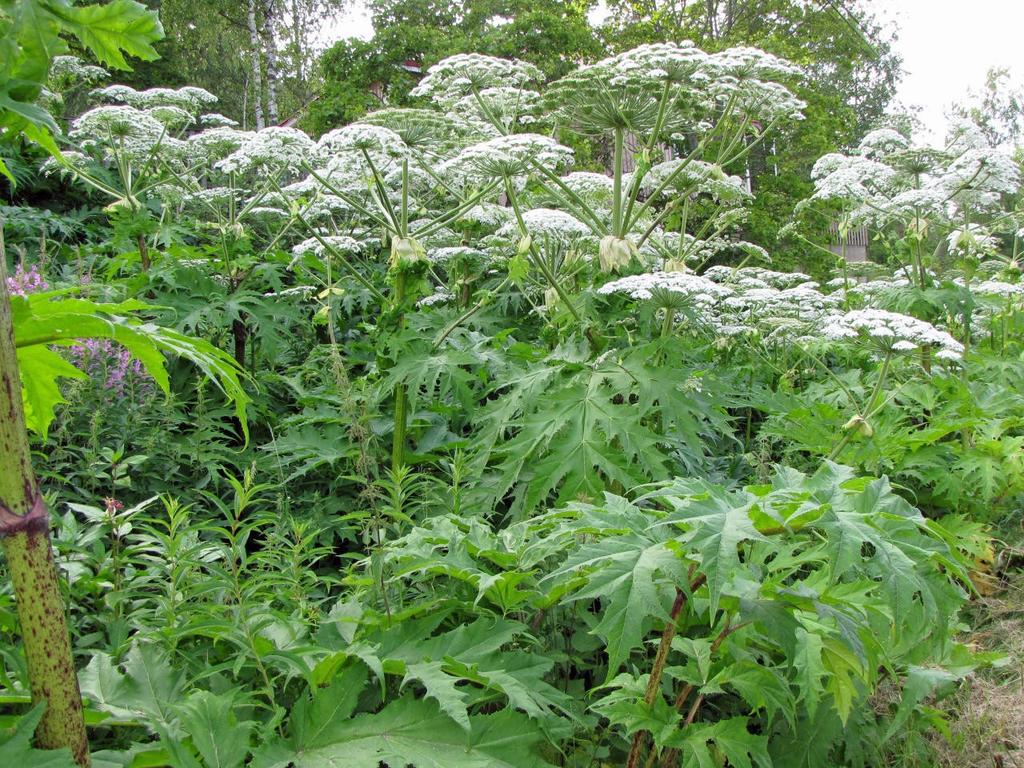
[67,338,151,398]
[6,263,49,296]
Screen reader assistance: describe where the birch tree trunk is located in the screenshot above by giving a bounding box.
[247,0,266,130]
[262,0,280,125]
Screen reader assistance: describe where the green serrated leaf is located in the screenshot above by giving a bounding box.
[16,343,86,438]
[0,704,77,768]
[41,0,163,70]
[258,696,555,768]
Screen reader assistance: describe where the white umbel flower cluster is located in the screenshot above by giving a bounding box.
[602,42,713,87]
[200,113,239,128]
[809,154,897,203]
[291,235,365,261]
[441,133,574,181]
[411,54,542,107]
[704,265,813,289]
[317,124,408,162]
[597,271,731,307]
[92,84,217,114]
[417,287,455,307]
[820,309,964,360]
[187,127,250,162]
[453,87,543,127]
[48,55,109,87]
[559,172,615,204]
[643,159,750,202]
[70,105,179,161]
[216,127,315,178]
[498,208,592,241]
[857,128,909,159]
[428,246,489,264]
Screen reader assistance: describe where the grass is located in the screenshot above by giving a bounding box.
[933,568,1024,768]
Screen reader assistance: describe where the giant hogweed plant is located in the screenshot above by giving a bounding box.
[1,36,1012,768]
[772,121,1024,518]
[6,463,982,767]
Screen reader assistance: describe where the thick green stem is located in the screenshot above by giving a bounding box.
[828,350,892,462]
[612,128,625,237]
[0,250,90,765]
[391,270,408,470]
[136,234,150,272]
[660,308,674,340]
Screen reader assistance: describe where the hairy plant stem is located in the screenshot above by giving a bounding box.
[660,308,675,339]
[657,618,742,768]
[624,572,708,768]
[0,245,90,765]
[136,233,150,272]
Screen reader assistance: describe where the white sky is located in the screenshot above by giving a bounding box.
[875,0,1024,138]
[326,0,1024,139]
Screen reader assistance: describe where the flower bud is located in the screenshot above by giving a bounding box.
[516,234,533,256]
[842,414,873,437]
[390,236,426,267]
[103,196,135,213]
[599,236,637,273]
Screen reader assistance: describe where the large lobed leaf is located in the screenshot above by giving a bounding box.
[255,669,556,768]
[11,292,251,439]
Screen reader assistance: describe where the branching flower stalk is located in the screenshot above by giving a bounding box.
[503,178,583,324]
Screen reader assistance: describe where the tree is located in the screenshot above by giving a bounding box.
[599,0,902,272]
[305,0,602,134]
[951,67,1024,148]
[119,0,349,128]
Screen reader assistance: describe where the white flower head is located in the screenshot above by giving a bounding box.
[200,113,239,128]
[48,55,109,89]
[317,123,408,163]
[291,235,365,263]
[441,133,573,182]
[857,128,909,159]
[643,159,750,203]
[809,154,897,203]
[598,271,732,307]
[453,87,543,128]
[145,104,194,131]
[70,105,177,161]
[411,54,543,107]
[216,126,315,178]
[498,208,592,242]
[821,308,963,360]
[188,127,251,163]
[417,287,455,307]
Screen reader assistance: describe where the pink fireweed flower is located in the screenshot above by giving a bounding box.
[67,338,151,398]
[6,263,49,296]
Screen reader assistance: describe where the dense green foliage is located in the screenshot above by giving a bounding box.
[2,5,1024,768]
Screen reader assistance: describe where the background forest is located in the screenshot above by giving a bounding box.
[1,1,1023,767]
